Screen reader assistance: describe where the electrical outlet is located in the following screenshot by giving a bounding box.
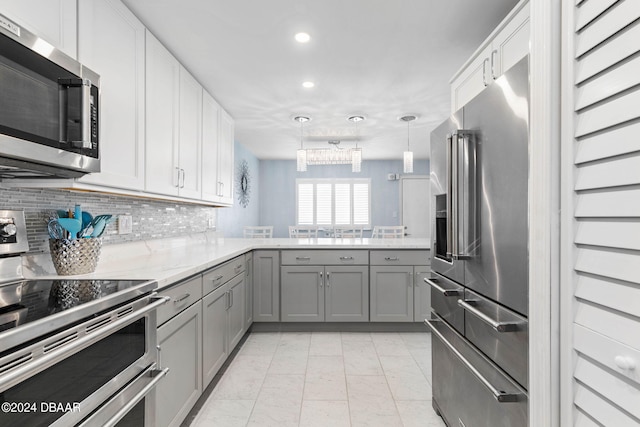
[118,214,133,234]
[207,218,216,229]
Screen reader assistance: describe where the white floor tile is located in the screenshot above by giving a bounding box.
[191,399,254,427]
[299,400,351,427]
[396,400,447,427]
[198,331,446,427]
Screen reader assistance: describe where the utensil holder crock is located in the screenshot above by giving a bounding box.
[49,238,103,275]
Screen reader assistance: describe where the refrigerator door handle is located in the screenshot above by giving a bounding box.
[425,316,520,402]
[457,299,520,332]
[446,134,454,258]
[457,131,475,259]
[424,277,461,296]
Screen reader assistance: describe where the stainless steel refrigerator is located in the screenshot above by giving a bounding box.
[426,57,529,427]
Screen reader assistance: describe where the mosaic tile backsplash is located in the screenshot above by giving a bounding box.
[1,187,218,254]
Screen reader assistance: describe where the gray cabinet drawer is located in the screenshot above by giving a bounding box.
[157,275,203,326]
[281,250,368,265]
[370,250,429,266]
[202,255,246,295]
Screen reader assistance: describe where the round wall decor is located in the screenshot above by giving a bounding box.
[237,160,251,208]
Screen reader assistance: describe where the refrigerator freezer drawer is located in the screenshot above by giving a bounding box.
[426,272,465,334]
[427,316,528,427]
[461,289,529,389]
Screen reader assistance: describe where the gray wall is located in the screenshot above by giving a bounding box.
[0,187,217,254]
[217,142,261,236]
[258,159,429,238]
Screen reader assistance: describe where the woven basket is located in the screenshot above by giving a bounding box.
[49,238,102,275]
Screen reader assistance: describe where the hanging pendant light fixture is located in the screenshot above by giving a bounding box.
[294,116,310,172]
[399,115,416,173]
[348,115,365,173]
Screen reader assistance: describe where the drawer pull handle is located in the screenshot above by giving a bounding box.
[174,293,191,303]
[384,257,399,261]
[339,256,354,261]
[424,278,461,296]
[213,275,224,281]
[457,299,520,333]
[614,356,636,371]
[234,265,243,272]
[296,256,311,261]
[425,315,521,403]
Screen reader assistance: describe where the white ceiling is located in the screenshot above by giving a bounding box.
[122,0,519,160]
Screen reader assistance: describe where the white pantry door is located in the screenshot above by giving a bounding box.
[400,176,430,238]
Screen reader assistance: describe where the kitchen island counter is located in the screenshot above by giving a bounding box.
[21,233,430,290]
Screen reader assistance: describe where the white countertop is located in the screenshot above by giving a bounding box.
[21,233,430,290]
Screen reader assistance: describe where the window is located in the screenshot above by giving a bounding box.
[296,178,371,227]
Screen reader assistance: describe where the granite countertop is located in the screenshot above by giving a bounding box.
[22,233,430,290]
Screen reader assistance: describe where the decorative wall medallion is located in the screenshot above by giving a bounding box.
[237,160,251,208]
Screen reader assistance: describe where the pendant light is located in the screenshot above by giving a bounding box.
[294,116,310,172]
[348,115,365,173]
[399,115,416,173]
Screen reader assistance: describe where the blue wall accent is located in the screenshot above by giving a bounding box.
[217,142,260,236]
[259,159,429,237]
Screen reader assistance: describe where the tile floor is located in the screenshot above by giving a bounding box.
[190,331,446,427]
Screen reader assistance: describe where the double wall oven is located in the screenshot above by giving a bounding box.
[426,58,530,426]
[0,210,169,426]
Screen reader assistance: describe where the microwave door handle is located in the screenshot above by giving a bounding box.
[80,79,92,149]
[446,134,454,258]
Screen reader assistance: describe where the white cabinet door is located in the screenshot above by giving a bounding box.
[217,109,234,205]
[281,266,324,322]
[491,3,530,78]
[370,266,414,322]
[450,44,492,113]
[78,0,146,190]
[178,67,202,199]
[325,266,369,322]
[253,251,280,322]
[145,31,180,196]
[1,0,77,58]
[450,1,530,112]
[201,90,220,202]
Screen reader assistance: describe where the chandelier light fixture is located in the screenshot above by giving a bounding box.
[294,116,310,172]
[399,115,416,173]
[295,115,364,172]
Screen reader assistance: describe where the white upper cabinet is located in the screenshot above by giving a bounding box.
[216,110,234,205]
[177,67,203,199]
[145,32,204,200]
[450,1,529,112]
[77,0,146,190]
[1,0,77,58]
[201,91,221,202]
[145,31,180,197]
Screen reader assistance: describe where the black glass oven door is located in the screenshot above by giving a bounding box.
[0,318,146,427]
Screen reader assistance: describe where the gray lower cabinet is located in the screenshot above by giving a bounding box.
[370,265,414,322]
[413,267,432,322]
[227,273,246,349]
[253,250,280,322]
[281,265,369,322]
[202,284,229,387]
[244,252,253,329]
[156,300,203,427]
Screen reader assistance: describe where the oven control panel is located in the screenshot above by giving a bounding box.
[0,210,29,254]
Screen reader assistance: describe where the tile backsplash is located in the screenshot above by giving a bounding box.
[1,187,218,254]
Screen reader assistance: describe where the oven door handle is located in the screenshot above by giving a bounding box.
[457,299,520,332]
[77,364,170,427]
[0,294,170,393]
[424,317,520,403]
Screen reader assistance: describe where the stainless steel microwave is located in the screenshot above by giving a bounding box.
[0,13,100,179]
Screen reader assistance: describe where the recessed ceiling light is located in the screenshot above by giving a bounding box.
[295,32,311,43]
[302,81,315,88]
